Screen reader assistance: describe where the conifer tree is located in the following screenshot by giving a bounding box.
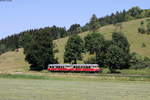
[89,14,100,32]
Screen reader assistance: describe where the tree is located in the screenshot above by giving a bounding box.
[89,14,100,32]
[112,32,131,69]
[24,31,57,70]
[84,32,105,65]
[64,35,84,64]
[68,24,82,35]
[112,32,130,53]
[96,40,112,67]
[19,33,33,48]
[105,45,127,73]
[0,44,6,55]
[128,6,142,18]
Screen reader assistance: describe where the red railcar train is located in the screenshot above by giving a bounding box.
[48,64,101,73]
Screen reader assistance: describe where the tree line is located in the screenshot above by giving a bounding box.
[1,6,150,55]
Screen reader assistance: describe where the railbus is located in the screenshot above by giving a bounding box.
[48,64,101,73]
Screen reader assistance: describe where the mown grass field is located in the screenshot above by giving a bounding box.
[0,77,150,100]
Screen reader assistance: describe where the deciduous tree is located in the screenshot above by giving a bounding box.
[24,31,57,70]
[64,35,84,64]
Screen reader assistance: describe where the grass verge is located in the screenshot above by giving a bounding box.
[0,73,149,82]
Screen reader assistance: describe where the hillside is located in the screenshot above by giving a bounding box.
[55,18,150,63]
[0,18,150,72]
[0,49,29,73]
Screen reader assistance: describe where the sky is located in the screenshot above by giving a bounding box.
[0,0,150,39]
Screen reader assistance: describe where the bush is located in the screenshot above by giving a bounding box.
[141,43,146,48]
[130,53,150,69]
[138,27,146,34]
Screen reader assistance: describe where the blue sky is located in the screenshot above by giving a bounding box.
[0,0,149,39]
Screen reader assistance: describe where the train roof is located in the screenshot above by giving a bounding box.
[48,64,99,66]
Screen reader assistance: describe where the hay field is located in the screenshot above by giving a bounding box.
[0,78,149,100]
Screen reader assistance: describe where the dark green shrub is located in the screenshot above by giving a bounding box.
[141,43,146,48]
[138,27,146,34]
[130,53,150,69]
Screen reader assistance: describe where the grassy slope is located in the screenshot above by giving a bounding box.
[0,18,150,72]
[0,49,29,73]
[55,18,150,63]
